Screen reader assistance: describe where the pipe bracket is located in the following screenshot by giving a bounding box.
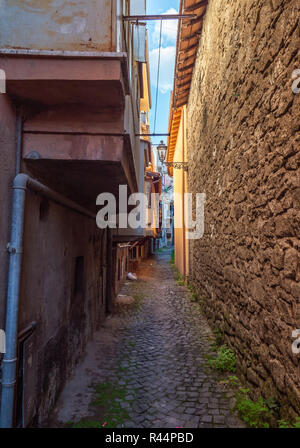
[6,243,23,254]
[0,380,16,387]
[2,357,17,364]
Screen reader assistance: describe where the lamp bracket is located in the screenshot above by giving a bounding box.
[165,162,188,172]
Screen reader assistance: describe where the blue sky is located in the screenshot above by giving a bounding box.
[146,0,180,145]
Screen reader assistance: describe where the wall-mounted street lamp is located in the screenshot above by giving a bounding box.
[157,140,167,164]
[156,140,188,172]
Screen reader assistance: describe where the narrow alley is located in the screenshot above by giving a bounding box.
[49,250,244,429]
[0,0,299,432]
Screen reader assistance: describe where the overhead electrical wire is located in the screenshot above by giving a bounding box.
[153,19,163,135]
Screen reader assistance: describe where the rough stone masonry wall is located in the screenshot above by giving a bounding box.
[187,0,300,419]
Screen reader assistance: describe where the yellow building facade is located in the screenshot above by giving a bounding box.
[167,104,189,280]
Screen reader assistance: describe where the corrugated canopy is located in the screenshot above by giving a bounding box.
[173,0,208,109]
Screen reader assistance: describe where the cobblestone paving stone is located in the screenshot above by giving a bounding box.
[51,250,245,428]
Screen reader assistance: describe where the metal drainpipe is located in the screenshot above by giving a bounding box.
[0,173,95,428]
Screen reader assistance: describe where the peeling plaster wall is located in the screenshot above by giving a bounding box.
[19,194,105,426]
[0,0,116,52]
[0,98,106,424]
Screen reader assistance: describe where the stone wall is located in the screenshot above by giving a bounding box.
[187,0,300,418]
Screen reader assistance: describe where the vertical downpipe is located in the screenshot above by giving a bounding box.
[0,174,96,427]
[0,177,26,428]
[0,107,24,427]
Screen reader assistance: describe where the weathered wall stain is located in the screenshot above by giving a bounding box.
[19,193,105,425]
[0,0,113,51]
[59,17,86,35]
[8,0,55,13]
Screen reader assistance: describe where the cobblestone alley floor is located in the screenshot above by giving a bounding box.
[49,249,244,428]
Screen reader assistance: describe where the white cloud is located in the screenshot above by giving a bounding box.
[150,45,176,93]
[151,8,178,46]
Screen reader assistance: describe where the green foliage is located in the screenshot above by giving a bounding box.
[213,328,223,347]
[278,420,290,428]
[72,420,104,428]
[264,397,279,413]
[292,418,300,428]
[228,376,240,387]
[186,284,202,304]
[174,269,184,285]
[278,417,300,429]
[69,324,141,428]
[209,345,236,373]
[133,293,143,309]
[187,282,195,292]
[190,292,198,302]
[155,247,170,253]
[92,381,126,405]
[72,380,134,428]
[219,375,240,388]
[170,249,175,265]
[235,388,270,428]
